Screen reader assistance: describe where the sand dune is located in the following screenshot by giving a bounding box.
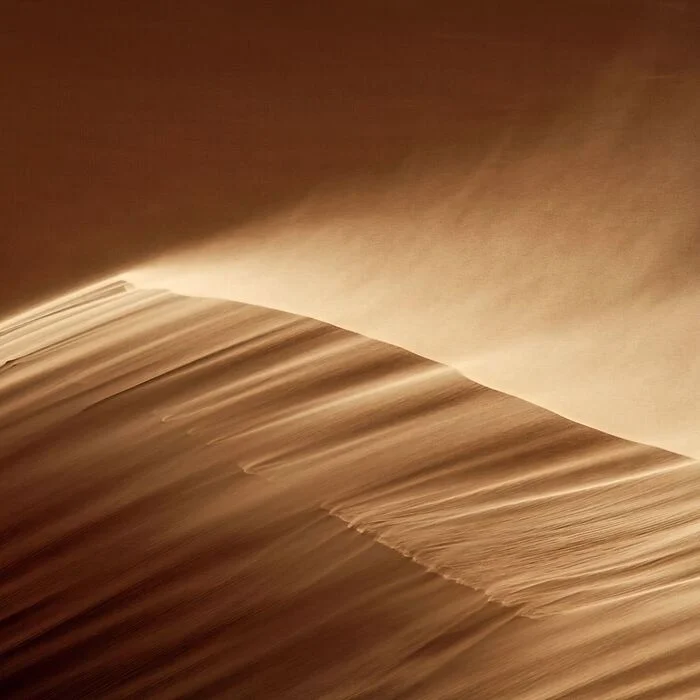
[3,281,700,698]
[4,2,700,697]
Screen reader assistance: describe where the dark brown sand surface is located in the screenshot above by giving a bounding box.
[2,283,700,698]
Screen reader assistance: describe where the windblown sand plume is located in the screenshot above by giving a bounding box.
[2,1,700,698]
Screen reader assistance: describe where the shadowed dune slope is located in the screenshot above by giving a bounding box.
[3,281,700,698]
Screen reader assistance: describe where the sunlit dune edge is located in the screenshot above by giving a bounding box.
[121,54,700,461]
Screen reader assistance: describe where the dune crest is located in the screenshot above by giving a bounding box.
[124,52,700,459]
[4,282,699,614]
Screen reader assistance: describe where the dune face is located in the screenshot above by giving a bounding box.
[4,2,700,698]
[3,282,700,698]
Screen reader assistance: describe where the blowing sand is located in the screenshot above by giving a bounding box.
[123,58,700,458]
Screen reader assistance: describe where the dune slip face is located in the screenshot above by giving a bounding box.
[3,281,700,699]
